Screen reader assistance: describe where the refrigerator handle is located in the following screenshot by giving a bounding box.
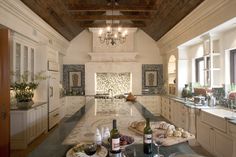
[49,86,53,97]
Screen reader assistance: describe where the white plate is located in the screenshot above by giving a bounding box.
[169,153,204,157]
[66,144,108,157]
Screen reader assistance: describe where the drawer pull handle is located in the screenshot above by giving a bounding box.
[53,113,59,117]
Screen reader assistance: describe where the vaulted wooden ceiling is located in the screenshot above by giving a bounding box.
[20,0,204,41]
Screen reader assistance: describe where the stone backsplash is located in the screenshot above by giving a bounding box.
[96,72,131,96]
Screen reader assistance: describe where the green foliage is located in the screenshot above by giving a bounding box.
[229,83,236,91]
[11,71,47,102]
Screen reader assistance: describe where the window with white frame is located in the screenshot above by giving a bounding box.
[195,57,204,86]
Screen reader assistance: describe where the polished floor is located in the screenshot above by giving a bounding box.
[11,99,215,157]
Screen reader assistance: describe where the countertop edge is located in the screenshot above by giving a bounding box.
[11,101,48,111]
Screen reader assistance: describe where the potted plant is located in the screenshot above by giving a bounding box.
[11,71,47,109]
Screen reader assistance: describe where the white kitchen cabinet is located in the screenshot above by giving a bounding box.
[197,110,235,157]
[214,129,234,157]
[11,32,36,82]
[49,108,60,129]
[65,96,85,116]
[202,35,221,87]
[174,101,189,131]
[136,96,161,116]
[11,103,47,149]
[161,97,196,134]
[229,123,236,157]
[197,120,214,154]
[59,97,66,120]
[161,96,170,120]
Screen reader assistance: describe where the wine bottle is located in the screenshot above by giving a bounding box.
[110,119,121,154]
[143,118,153,154]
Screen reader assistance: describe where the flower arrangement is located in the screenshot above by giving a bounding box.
[11,71,47,108]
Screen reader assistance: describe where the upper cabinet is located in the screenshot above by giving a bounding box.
[202,35,221,87]
[168,55,176,95]
[11,32,37,83]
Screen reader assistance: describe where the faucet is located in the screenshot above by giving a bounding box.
[108,89,113,101]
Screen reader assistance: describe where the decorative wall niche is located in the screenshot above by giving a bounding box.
[63,64,85,95]
[142,64,164,95]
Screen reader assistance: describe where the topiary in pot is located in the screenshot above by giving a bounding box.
[11,71,47,109]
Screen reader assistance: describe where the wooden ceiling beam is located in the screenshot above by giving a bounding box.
[67,5,158,12]
[145,0,159,5]
[73,15,151,21]
[79,22,146,28]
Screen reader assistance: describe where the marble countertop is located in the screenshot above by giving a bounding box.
[201,108,236,119]
[63,99,146,145]
[27,99,198,157]
[163,95,221,109]
[10,101,47,110]
[162,95,236,124]
[201,108,236,125]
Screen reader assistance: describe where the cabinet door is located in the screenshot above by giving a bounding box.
[42,104,48,131]
[197,121,214,154]
[49,72,60,112]
[35,106,42,136]
[214,130,233,157]
[156,96,161,115]
[27,109,36,143]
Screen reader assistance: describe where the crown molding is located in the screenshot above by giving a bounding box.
[0,0,69,52]
[157,0,235,54]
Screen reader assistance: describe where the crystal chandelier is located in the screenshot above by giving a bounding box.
[98,0,128,46]
[98,26,128,45]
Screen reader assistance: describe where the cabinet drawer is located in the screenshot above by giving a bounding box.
[201,111,227,132]
[229,122,236,137]
[49,109,60,129]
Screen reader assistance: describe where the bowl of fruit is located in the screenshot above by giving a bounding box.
[106,134,135,150]
[120,134,135,149]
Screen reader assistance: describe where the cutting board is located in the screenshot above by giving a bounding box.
[128,126,195,146]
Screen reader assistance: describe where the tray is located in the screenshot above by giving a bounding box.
[128,126,195,146]
[66,144,108,157]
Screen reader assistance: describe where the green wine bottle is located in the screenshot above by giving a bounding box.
[143,118,153,154]
[110,119,121,154]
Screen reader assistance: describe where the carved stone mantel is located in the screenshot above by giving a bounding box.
[88,52,138,62]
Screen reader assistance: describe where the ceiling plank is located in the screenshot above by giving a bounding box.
[142,0,204,41]
[20,0,204,41]
[73,15,152,21]
[79,22,146,28]
[67,4,158,12]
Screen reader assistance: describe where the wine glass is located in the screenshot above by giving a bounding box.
[153,134,164,157]
[84,143,97,156]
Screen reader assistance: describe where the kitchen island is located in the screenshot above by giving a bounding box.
[28,98,199,157]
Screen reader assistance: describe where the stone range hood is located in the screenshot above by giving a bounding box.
[88,52,138,62]
[85,28,141,95]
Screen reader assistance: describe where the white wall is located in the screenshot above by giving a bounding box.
[135,29,162,64]
[221,27,236,87]
[157,0,236,96]
[0,0,69,101]
[64,29,162,64]
[64,29,162,95]
[63,30,92,64]
[178,26,236,94]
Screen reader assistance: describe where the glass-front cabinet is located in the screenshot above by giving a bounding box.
[202,34,221,87]
[11,32,36,83]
